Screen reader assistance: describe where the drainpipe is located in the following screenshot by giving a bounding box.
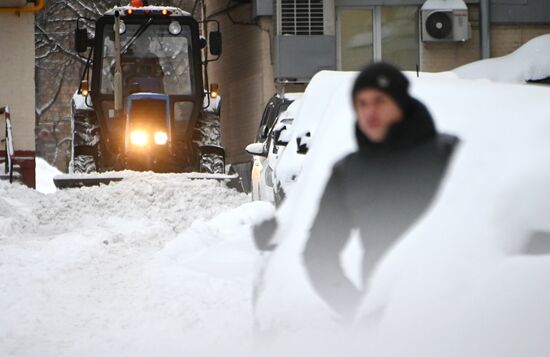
[480,0,491,59]
[0,0,45,14]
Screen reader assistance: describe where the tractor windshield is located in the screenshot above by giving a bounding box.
[100,22,194,96]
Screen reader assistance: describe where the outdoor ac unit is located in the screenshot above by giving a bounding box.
[275,0,334,36]
[273,0,336,83]
[421,0,471,42]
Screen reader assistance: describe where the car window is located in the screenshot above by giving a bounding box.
[257,97,294,142]
[257,99,276,141]
[265,102,295,155]
[267,101,291,129]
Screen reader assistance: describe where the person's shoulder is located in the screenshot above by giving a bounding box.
[332,152,360,174]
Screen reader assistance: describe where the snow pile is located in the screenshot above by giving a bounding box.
[3,69,550,356]
[455,34,550,83]
[35,157,61,194]
[0,174,275,356]
[255,70,550,356]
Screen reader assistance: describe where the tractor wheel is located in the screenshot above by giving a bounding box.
[73,154,97,174]
[195,111,222,147]
[199,147,225,174]
[195,112,225,174]
[71,94,101,174]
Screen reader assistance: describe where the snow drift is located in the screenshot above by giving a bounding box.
[35,157,61,194]
[455,34,550,83]
[0,174,274,357]
[255,70,550,356]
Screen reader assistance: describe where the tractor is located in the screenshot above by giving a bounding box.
[54,0,233,188]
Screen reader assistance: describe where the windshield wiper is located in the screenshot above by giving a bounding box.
[120,18,153,55]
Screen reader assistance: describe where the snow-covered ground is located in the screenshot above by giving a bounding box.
[35,157,61,194]
[4,65,550,356]
[0,173,274,356]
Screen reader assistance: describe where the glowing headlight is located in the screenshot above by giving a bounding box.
[169,21,182,35]
[154,131,168,145]
[130,130,148,146]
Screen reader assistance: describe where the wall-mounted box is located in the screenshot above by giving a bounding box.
[274,35,336,82]
[253,0,273,17]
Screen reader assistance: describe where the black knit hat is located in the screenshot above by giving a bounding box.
[352,62,412,113]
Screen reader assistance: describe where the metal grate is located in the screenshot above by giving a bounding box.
[280,0,324,35]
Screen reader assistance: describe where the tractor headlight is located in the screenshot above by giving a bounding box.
[154,131,168,145]
[169,21,182,35]
[130,130,148,146]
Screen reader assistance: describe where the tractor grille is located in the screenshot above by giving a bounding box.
[128,99,167,131]
[280,0,324,35]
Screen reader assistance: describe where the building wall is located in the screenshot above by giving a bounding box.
[205,2,276,164]
[206,0,550,167]
[0,12,36,152]
[490,23,550,57]
[0,11,36,188]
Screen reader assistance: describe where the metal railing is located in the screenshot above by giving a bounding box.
[0,106,14,183]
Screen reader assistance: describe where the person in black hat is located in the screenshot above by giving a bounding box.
[302,62,459,319]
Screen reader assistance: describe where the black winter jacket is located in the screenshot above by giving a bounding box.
[303,99,458,317]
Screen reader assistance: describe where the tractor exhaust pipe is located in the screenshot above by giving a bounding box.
[114,11,123,113]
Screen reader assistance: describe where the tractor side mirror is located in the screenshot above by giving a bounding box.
[75,28,90,53]
[209,31,222,56]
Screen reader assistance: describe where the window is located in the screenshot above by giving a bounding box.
[339,8,374,71]
[338,6,420,71]
[381,6,420,71]
[101,23,194,96]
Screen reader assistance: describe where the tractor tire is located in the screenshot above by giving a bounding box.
[199,150,225,174]
[73,155,97,174]
[71,94,101,174]
[195,111,222,147]
[195,112,225,174]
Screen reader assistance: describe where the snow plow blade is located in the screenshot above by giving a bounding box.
[53,172,245,192]
[53,174,124,189]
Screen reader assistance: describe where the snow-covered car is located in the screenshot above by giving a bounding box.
[269,113,316,203]
[253,70,550,356]
[454,34,550,84]
[247,93,302,203]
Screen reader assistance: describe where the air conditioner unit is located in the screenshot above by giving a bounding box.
[273,0,336,83]
[421,0,471,42]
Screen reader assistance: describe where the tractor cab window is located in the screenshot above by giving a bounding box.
[101,22,194,96]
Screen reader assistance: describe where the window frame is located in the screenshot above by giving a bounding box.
[336,5,420,71]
